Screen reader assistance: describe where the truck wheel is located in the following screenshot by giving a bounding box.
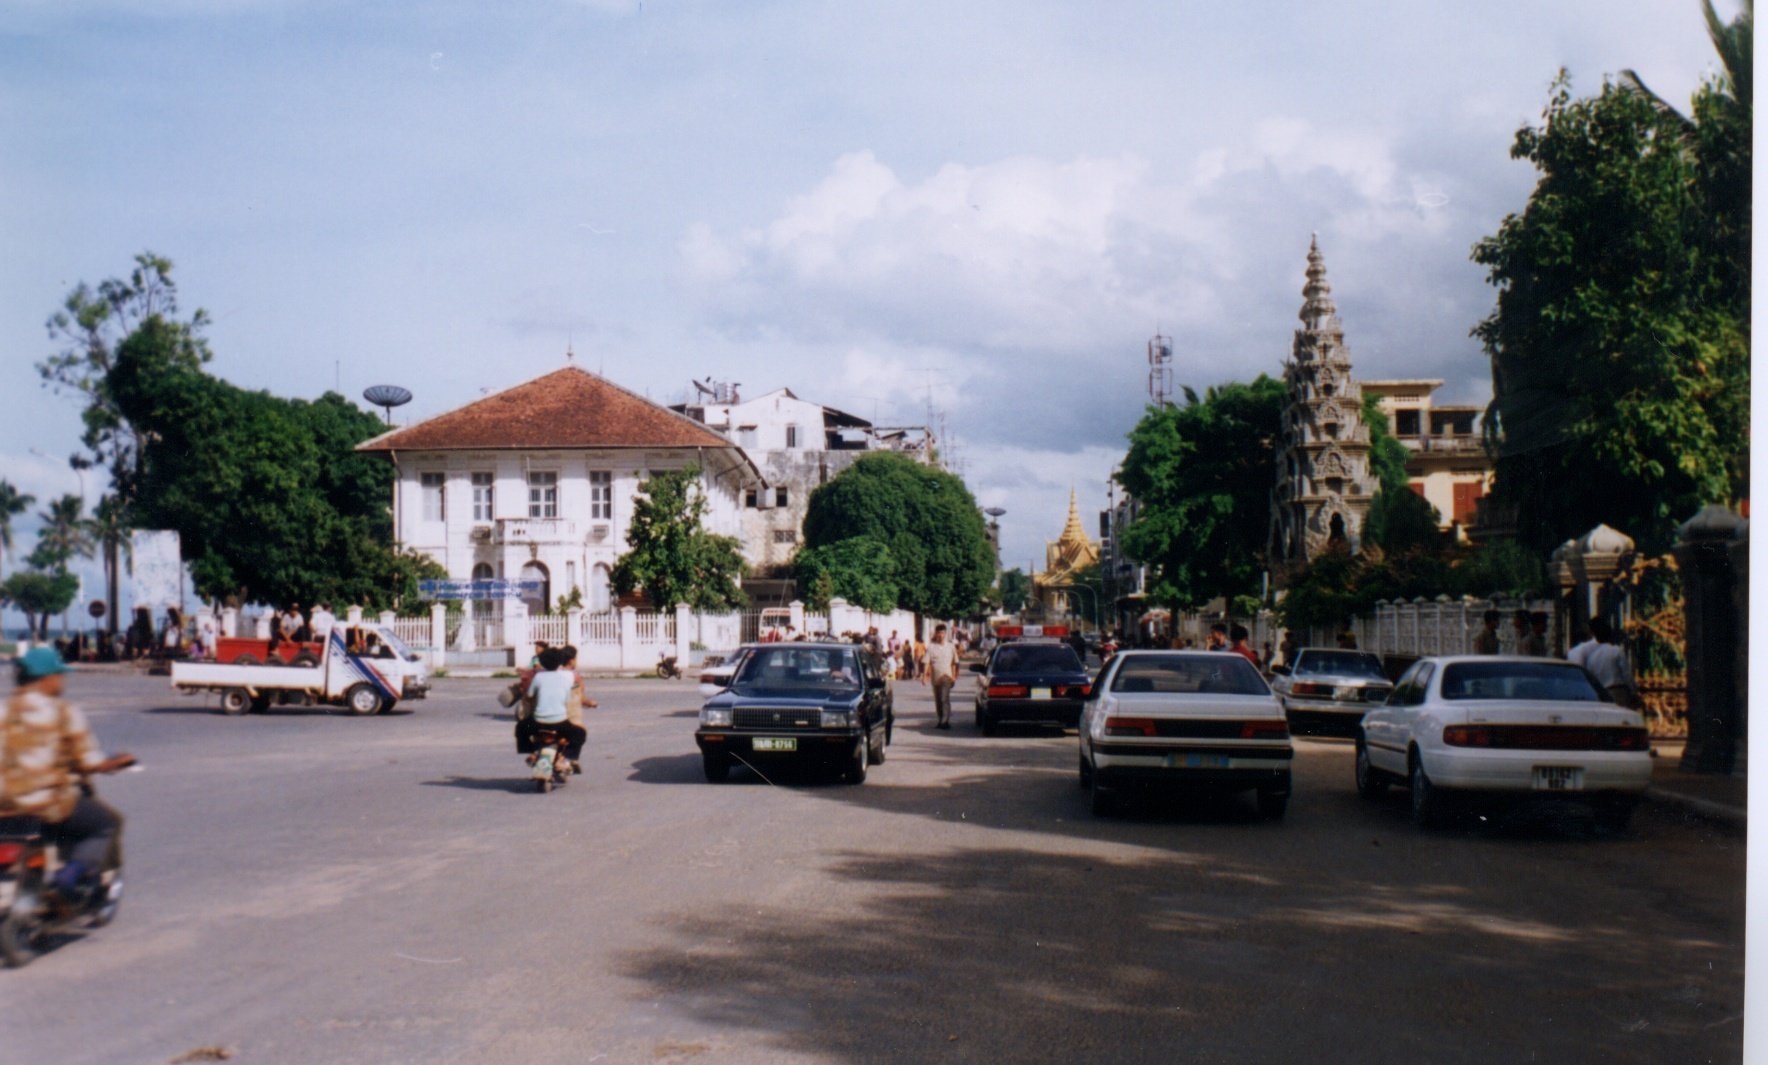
[289,652,320,668]
[234,654,259,666]
[249,692,273,714]
[219,688,251,715]
[344,683,383,716]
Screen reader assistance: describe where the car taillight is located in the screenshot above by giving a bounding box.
[1443,724,1494,747]
[1610,728,1651,751]
[988,685,1029,698]
[0,842,22,865]
[1290,682,1327,696]
[1061,684,1092,698]
[1103,716,1157,737]
[699,673,720,685]
[1239,720,1290,740]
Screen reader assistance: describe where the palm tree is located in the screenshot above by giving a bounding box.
[89,495,132,635]
[33,494,96,572]
[0,479,35,576]
[1620,0,1751,132]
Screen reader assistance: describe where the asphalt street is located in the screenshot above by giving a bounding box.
[0,669,1745,1065]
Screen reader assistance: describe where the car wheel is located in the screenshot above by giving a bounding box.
[1078,749,1093,788]
[1409,754,1447,828]
[868,726,887,765]
[344,683,383,716]
[843,738,868,784]
[1593,795,1637,834]
[218,688,251,716]
[1089,773,1118,817]
[1355,739,1387,800]
[1257,785,1290,821]
[979,711,997,737]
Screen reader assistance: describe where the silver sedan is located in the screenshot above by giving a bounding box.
[1270,648,1393,727]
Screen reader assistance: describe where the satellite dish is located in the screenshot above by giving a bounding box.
[363,385,413,425]
[983,507,1006,519]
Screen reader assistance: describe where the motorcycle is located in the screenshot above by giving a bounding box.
[656,652,682,680]
[525,727,579,793]
[0,758,136,968]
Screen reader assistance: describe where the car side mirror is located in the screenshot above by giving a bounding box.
[867,676,887,690]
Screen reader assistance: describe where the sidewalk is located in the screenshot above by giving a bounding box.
[1646,741,1747,829]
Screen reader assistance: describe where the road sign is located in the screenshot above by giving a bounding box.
[87,599,107,619]
[418,578,544,601]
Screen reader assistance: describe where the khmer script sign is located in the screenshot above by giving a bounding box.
[418,579,544,601]
[129,530,183,611]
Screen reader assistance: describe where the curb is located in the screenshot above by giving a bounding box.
[1643,785,1746,829]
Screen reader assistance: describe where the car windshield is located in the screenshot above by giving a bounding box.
[1294,651,1386,679]
[375,627,419,662]
[992,644,1083,674]
[734,646,862,690]
[1109,654,1269,696]
[1438,661,1605,702]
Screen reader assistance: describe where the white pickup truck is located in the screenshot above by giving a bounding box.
[171,628,429,715]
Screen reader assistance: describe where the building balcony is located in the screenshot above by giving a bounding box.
[1396,434,1487,456]
[491,518,591,546]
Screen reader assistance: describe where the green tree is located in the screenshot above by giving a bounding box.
[610,466,748,611]
[105,316,429,610]
[0,480,36,576]
[1115,376,1285,609]
[803,453,995,619]
[1472,56,1750,555]
[0,570,80,640]
[994,567,1031,614]
[28,494,94,573]
[1358,392,1443,555]
[796,537,898,613]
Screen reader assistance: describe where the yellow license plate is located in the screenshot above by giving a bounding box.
[751,737,796,752]
[1030,688,1052,700]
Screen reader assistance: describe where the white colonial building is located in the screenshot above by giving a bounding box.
[357,365,759,616]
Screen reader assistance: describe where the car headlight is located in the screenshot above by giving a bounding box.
[820,708,855,728]
[700,707,732,727]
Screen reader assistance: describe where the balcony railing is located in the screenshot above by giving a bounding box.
[492,518,579,544]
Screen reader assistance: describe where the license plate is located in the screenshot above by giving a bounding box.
[1532,766,1584,791]
[1165,753,1230,769]
[1333,687,1361,702]
[752,737,797,752]
[1030,687,1052,700]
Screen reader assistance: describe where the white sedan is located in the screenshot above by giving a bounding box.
[1357,655,1652,830]
[697,646,757,701]
[1079,650,1293,819]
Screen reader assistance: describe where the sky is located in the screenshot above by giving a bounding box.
[0,0,1732,623]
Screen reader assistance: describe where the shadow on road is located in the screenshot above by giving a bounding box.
[419,775,539,794]
[618,842,1744,1065]
[628,753,852,788]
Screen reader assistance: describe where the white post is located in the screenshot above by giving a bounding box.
[430,602,448,671]
[455,607,478,653]
[567,606,585,650]
[220,607,238,639]
[506,599,531,669]
[378,610,396,632]
[618,606,639,670]
[346,605,364,626]
[789,599,805,636]
[829,597,851,637]
[675,602,691,665]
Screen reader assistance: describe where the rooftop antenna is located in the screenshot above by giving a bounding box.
[1148,330,1173,407]
[567,333,575,363]
[362,385,413,425]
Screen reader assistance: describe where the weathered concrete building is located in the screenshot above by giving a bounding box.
[1359,378,1493,535]
[1270,238,1375,575]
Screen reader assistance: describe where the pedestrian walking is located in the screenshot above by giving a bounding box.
[1474,610,1502,655]
[922,624,959,730]
[1519,612,1548,657]
[1228,625,1261,669]
[1583,619,1637,708]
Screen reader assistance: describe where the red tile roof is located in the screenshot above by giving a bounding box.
[356,366,737,453]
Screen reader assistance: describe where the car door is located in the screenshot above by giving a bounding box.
[1364,662,1418,774]
[1395,662,1435,761]
[1079,655,1121,761]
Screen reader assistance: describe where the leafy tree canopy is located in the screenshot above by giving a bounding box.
[106,316,439,609]
[610,465,748,612]
[1115,376,1285,609]
[993,567,1031,614]
[803,453,995,619]
[796,537,898,613]
[0,570,80,640]
[1473,56,1750,555]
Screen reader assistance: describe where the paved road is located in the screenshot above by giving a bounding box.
[1,670,1745,1064]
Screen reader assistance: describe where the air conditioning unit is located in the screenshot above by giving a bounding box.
[590,524,610,542]
[469,526,492,542]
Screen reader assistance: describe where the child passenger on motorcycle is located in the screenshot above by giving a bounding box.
[515,648,587,768]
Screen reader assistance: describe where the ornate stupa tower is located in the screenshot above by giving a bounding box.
[1270,237,1374,577]
[1032,489,1100,618]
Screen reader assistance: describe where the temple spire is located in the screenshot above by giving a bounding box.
[1060,488,1087,544]
[1299,234,1337,329]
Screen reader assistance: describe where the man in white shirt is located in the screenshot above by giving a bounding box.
[1580,619,1634,707]
[309,602,336,642]
[1566,626,1600,668]
[921,625,959,731]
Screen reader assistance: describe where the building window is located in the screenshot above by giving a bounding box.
[737,427,758,450]
[471,472,494,522]
[1395,410,1421,436]
[774,486,790,508]
[589,470,612,520]
[785,424,799,449]
[421,472,446,522]
[745,489,759,508]
[528,471,558,518]
[773,529,798,544]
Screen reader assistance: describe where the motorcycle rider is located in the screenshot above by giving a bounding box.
[515,647,587,771]
[2,648,133,904]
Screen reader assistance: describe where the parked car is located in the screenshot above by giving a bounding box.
[695,642,893,784]
[1270,648,1393,731]
[971,638,1091,735]
[1356,656,1652,830]
[697,645,756,700]
[1078,650,1292,819]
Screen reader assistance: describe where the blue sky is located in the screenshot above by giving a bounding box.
[0,0,1730,621]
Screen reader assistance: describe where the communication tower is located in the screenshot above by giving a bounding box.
[1147,332,1173,407]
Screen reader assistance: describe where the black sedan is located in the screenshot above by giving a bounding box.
[695,643,893,784]
[972,638,1092,735]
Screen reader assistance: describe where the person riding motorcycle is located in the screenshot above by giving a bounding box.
[514,647,587,771]
[2,648,132,905]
